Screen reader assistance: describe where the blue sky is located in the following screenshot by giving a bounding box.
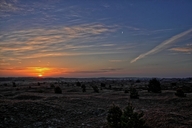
[0,0,192,77]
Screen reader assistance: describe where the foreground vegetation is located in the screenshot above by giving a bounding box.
[0,77,191,127]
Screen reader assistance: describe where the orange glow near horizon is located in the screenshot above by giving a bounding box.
[38,74,43,77]
[0,66,70,77]
[26,67,70,77]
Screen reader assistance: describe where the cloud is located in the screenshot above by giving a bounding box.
[69,68,122,74]
[169,46,192,53]
[0,23,123,62]
[130,28,192,63]
[0,0,19,12]
[109,60,124,62]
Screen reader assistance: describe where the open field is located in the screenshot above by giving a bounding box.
[0,78,192,128]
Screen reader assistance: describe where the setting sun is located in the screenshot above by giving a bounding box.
[38,74,43,77]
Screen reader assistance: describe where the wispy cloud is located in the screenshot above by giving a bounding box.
[69,68,123,74]
[0,23,123,62]
[130,28,192,63]
[109,59,124,62]
[0,0,19,12]
[169,45,192,54]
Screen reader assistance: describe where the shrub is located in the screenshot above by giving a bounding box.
[92,85,99,93]
[107,104,122,128]
[136,79,141,83]
[124,89,129,93]
[50,84,55,88]
[12,82,16,87]
[148,78,161,93]
[81,84,86,92]
[130,88,139,99]
[121,103,146,128]
[175,88,186,97]
[107,103,147,128]
[38,89,43,93]
[101,83,106,88]
[54,86,62,94]
[76,82,81,87]
[182,85,192,93]
[171,82,177,86]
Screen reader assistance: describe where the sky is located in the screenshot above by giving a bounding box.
[0,0,192,78]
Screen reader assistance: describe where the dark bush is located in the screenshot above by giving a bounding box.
[182,85,192,93]
[136,79,141,83]
[121,103,146,128]
[50,84,55,88]
[92,85,99,93]
[38,89,43,93]
[12,82,16,87]
[175,88,186,97]
[109,85,112,89]
[124,89,129,93]
[107,104,122,128]
[76,82,81,87]
[81,84,86,92]
[113,87,122,91]
[130,88,139,99]
[171,82,177,86]
[148,78,161,93]
[101,83,106,88]
[54,86,62,94]
[107,103,147,128]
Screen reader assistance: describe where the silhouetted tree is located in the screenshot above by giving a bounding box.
[148,78,161,93]
[101,83,106,88]
[107,103,148,128]
[130,88,139,99]
[92,85,99,93]
[54,86,62,94]
[175,88,186,97]
[81,84,86,92]
[121,103,146,128]
[107,104,122,128]
[12,82,16,87]
[76,81,81,87]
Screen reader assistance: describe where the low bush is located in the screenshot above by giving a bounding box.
[50,84,55,88]
[148,78,161,93]
[130,88,139,99]
[38,89,43,93]
[12,82,16,87]
[107,104,122,128]
[107,103,147,128]
[121,103,146,128]
[92,85,99,93]
[81,84,86,92]
[76,82,81,87]
[175,88,186,97]
[101,83,106,88]
[124,89,129,93]
[54,86,62,94]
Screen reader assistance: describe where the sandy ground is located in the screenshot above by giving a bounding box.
[0,79,192,128]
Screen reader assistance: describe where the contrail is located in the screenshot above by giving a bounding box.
[130,28,192,63]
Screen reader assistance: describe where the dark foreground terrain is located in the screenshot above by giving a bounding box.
[0,77,192,128]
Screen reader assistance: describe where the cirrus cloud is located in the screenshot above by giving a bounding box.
[130,28,192,63]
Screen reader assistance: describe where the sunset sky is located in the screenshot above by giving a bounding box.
[0,0,192,78]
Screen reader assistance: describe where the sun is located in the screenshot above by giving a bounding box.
[38,74,43,77]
